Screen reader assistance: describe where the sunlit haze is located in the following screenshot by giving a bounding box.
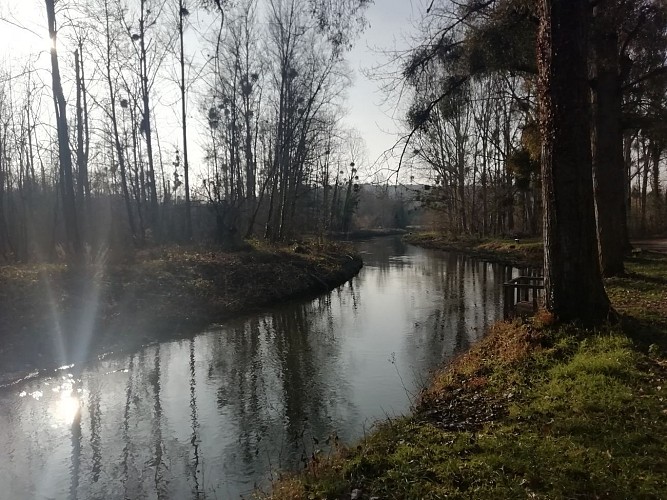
[0,1,51,57]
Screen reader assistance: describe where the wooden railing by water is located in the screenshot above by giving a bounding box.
[503,273,545,319]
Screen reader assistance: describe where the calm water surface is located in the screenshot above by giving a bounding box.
[0,237,520,499]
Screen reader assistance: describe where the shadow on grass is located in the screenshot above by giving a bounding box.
[620,314,667,351]
[621,272,667,287]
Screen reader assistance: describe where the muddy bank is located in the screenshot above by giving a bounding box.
[0,242,362,382]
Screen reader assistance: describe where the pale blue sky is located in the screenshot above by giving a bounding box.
[344,0,425,177]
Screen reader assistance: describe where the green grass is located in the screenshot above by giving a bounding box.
[264,253,667,499]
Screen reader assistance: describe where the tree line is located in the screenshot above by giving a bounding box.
[404,0,667,271]
[403,0,667,323]
[0,0,371,262]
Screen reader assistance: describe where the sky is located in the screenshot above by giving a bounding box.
[342,0,426,179]
[0,0,428,183]
[0,1,50,56]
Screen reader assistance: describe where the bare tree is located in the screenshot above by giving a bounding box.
[178,0,192,239]
[46,0,81,257]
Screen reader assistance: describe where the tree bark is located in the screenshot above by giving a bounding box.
[640,141,650,234]
[650,139,663,231]
[103,0,137,242]
[0,133,9,258]
[537,0,611,323]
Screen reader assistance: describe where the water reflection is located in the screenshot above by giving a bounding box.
[0,237,520,498]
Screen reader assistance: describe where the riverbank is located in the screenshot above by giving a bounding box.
[263,251,667,499]
[329,228,407,241]
[0,240,362,381]
[404,232,543,267]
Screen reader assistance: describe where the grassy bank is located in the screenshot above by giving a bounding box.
[0,240,362,379]
[404,232,544,267]
[264,252,667,499]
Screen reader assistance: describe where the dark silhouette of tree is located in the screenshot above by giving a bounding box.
[537,0,611,323]
[46,0,81,258]
[404,0,667,271]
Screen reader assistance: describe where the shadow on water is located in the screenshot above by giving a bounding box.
[0,236,521,498]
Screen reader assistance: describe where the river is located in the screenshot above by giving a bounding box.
[0,237,520,499]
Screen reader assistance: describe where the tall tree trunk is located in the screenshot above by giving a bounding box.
[264,171,277,240]
[129,103,145,240]
[103,0,136,242]
[179,0,192,240]
[139,0,159,237]
[624,131,635,224]
[481,142,488,236]
[503,120,514,234]
[46,0,81,258]
[640,143,650,234]
[0,137,9,258]
[650,140,663,231]
[244,107,255,202]
[537,0,611,323]
[75,49,88,244]
[591,5,627,277]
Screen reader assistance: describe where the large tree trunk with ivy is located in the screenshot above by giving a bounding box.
[591,4,628,277]
[537,0,611,323]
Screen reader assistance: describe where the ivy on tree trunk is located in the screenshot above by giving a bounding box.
[537,0,612,324]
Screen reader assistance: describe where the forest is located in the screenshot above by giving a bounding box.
[399,0,667,322]
[0,0,664,266]
[404,0,667,242]
[0,0,375,262]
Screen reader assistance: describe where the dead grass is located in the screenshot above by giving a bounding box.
[424,321,544,398]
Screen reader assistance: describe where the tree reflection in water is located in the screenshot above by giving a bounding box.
[0,237,522,498]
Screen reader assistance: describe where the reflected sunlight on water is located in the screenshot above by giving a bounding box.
[52,384,81,426]
[0,237,522,498]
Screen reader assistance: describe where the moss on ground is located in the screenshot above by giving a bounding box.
[0,240,362,377]
[262,252,667,499]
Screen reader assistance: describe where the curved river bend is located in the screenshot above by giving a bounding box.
[0,237,521,499]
